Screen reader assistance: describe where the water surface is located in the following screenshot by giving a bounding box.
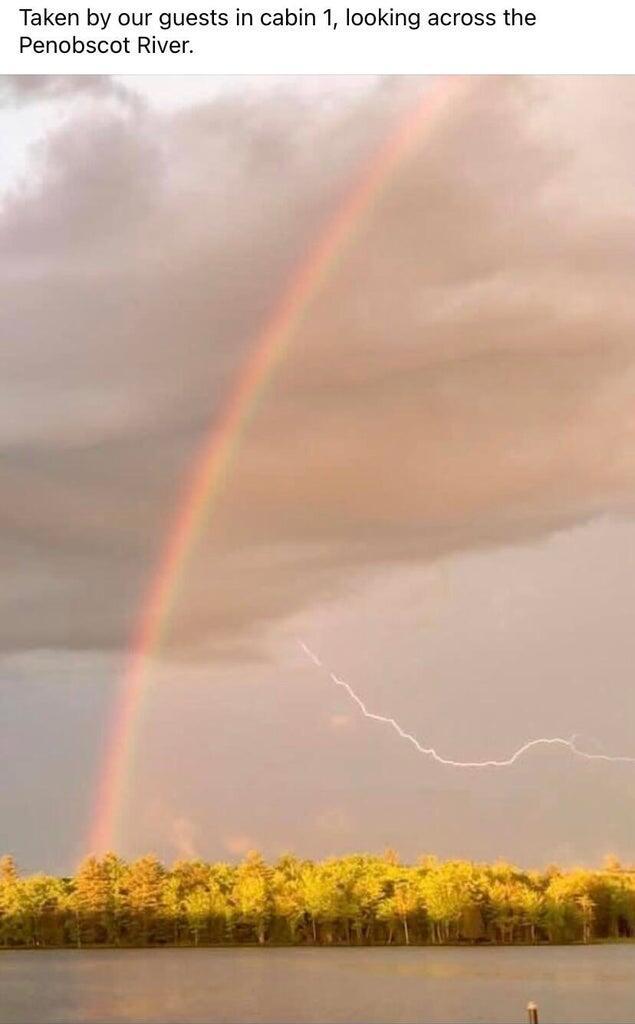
[1,946,634,1023]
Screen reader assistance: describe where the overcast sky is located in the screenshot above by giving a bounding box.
[2,76,635,873]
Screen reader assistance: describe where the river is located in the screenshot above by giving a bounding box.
[1,946,634,1023]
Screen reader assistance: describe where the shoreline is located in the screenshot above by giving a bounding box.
[2,938,635,951]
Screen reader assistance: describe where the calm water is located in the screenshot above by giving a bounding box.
[1,946,634,1024]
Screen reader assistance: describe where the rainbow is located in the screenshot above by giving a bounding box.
[87,77,465,856]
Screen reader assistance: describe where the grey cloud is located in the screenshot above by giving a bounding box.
[6,76,635,873]
[0,76,421,656]
[0,75,131,106]
[166,77,635,654]
[2,76,635,661]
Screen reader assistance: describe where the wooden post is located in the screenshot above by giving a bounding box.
[527,1002,539,1024]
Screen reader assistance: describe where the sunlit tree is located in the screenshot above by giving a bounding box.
[232,852,271,944]
[0,851,632,947]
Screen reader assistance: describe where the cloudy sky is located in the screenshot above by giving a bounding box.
[2,76,635,873]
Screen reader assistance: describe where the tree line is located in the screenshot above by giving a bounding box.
[1,851,634,948]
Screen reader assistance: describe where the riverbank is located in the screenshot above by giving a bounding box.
[2,852,633,948]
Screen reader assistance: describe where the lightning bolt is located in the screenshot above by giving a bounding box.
[298,641,635,768]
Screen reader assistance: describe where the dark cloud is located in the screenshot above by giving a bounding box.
[0,75,131,106]
[4,76,635,872]
[2,77,635,662]
[0,76,421,656]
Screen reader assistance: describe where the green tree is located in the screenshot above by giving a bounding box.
[0,851,633,948]
[123,855,165,944]
[184,888,209,945]
[298,861,345,944]
[0,857,21,946]
[378,874,419,945]
[162,874,184,944]
[72,856,110,945]
[272,854,308,942]
[232,852,271,944]
[420,861,480,943]
[18,874,66,947]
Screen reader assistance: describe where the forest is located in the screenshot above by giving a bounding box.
[1,851,634,948]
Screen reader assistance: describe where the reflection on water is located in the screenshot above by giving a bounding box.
[1,946,634,1024]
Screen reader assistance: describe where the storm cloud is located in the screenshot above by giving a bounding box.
[0,74,131,105]
[4,76,635,869]
[4,76,635,659]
